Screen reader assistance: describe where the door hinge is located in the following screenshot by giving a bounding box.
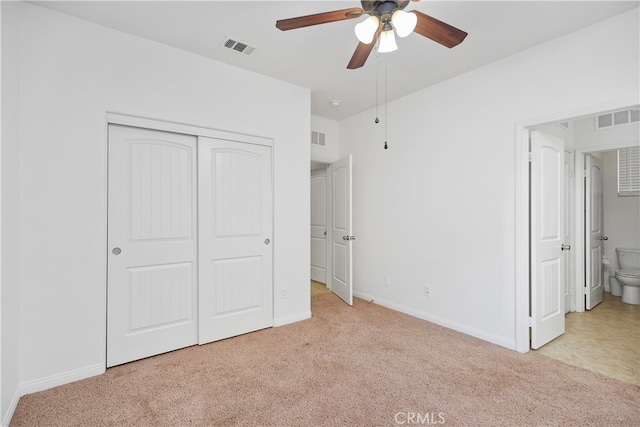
[584,286,589,295]
[528,152,533,162]
[583,170,588,178]
[527,316,533,327]
[569,168,574,178]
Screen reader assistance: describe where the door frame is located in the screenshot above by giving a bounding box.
[514,98,638,353]
[564,148,575,314]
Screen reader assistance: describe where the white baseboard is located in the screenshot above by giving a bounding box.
[19,363,105,397]
[1,387,21,427]
[354,291,516,350]
[273,310,311,327]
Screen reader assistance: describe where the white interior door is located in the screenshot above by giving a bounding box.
[198,137,273,344]
[107,124,198,367]
[330,155,353,305]
[530,130,565,349]
[585,154,604,310]
[311,168,328,284]
[563,149,574,313]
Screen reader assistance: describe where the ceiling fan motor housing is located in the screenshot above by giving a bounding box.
[362,0,410,23]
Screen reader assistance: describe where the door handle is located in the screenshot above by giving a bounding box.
[342,235,356,241]
[561,244,571,251]
[599,236,608,241]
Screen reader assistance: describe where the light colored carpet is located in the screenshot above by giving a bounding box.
[11,292,640,426]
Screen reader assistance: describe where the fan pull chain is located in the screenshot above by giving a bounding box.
[384,55,388,150]
[374,51,379,124]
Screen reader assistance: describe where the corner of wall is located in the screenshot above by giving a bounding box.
[1,0,22,425]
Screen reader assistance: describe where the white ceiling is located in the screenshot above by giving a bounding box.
[31,1,639,121]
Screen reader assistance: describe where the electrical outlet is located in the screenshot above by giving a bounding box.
[424,286,431,297]
[384,276,390,287]
[281,287,287,299]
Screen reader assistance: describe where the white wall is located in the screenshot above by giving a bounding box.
[14,2,310,395]
[339,9,639,349]
[603,150,640,271]
[574,114,639,151]
[311,115,340,164]
[1,1,22,424]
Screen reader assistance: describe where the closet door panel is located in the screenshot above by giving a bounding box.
[107,124,198,367]
[198,138,273,344]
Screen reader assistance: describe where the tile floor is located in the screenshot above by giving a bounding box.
[311,280,331,297]
[535,292,640,386]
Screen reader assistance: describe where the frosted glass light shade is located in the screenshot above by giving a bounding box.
[391,10,417,38]
[354,16,379,44]
[378,29,398,53]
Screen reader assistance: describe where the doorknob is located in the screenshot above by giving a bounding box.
[343,235,356,241]
[264,238,271,245]
[112,247,122,255]
[561,244,571,251]
[600,236,608,241]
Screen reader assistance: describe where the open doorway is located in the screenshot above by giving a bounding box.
[311,163,330,286]
[310,156,355,306]
[515,102,639,352]
[536,143,639,385]
[311,162,331,300]
[517,105,639,383]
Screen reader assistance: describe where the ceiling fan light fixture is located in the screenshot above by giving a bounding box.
[391,10,417,38]
[354,15,379,44]
[378,29,398,53]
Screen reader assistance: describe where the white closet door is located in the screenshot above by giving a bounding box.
[107,124,198,367]
[198,137,273,344]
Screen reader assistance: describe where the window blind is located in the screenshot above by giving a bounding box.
[618,146,640,196]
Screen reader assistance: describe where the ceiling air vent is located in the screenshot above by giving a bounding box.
[311,131,326,146]
[221,36,258,56]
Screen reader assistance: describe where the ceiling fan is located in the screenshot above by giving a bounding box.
[275,0,468,69]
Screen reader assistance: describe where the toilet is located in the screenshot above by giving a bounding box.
[611,248,640,305]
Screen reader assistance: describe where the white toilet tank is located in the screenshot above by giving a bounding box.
[616,248,640,270]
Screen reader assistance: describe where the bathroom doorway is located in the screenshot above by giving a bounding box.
[516,103,639,353]
[521,106,639,382]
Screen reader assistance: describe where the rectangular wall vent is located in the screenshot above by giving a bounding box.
[596,108,639,130]
[221,36,258,56]
[311,131,326,146]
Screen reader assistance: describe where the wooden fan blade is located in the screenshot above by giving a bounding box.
[276,8,363,31]
[411,10,467,48]
[347,24,383,69]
